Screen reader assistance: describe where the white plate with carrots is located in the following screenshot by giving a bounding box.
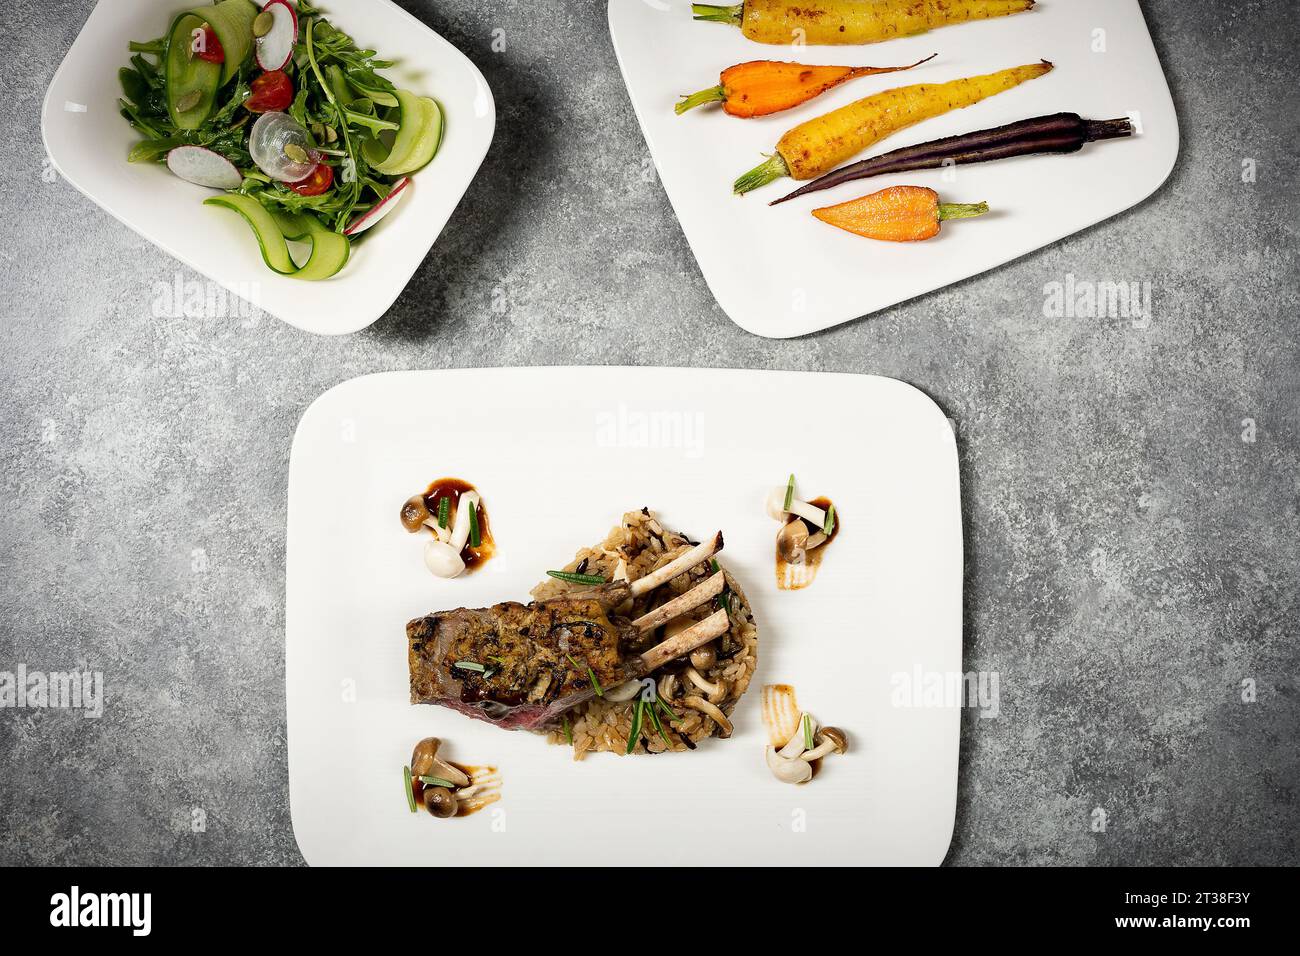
[608,0,1178,338]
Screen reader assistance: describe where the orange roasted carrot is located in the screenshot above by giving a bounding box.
[812,185,988,242]
[676,54,936,118]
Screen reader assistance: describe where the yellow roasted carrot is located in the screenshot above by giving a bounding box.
[734,60,1052,194]
[692,0,1036,45]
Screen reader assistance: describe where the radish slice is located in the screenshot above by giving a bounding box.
[166,146,243,190]
[255,0,298,72]
[249,111,318,182]
[343,177,410,236]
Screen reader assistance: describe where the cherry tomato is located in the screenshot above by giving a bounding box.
[244,71,294,113]
[194,26,225,64]
[289,163,334,196]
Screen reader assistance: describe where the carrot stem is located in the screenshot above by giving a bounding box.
[692,3,743,24]
[937,201,989,221]
[734,153,789,195]
[676,84,727,115]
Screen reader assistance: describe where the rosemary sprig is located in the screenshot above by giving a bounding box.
[547,570,607,586]
[655,693,682,724]
[403,766,416,813]
[436,496,450,528]
[823,504,836,536]
[783,473,795,512]
[626,699,645,754]
[468,500,481,547]
[566,654,604,696]
[645,700,674,748]
[562,715,573,745]
[418,775,458,789]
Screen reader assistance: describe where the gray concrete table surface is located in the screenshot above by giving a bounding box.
[2,0,1297,866]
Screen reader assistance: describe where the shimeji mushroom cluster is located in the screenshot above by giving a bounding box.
[407,737,498,818]
[766,478,834,567]
[766,712,848,785]
[400,491,483,579]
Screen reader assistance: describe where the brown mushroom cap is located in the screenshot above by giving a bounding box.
[800,725,850,762]
[423,786,457,818]
[410,737,441,778]
[411,738,471,788]
[689,643,717,671]
[400,495,431,533]
[819,726,849,754]
[776,519,809,563]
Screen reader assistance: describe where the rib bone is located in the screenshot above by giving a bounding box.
[629,532,724,597]
[632,570,725,633]
[637,608,730,673]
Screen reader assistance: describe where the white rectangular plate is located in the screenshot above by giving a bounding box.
[609,0,1178,338]
[287,367,963,866]
[42,0,495,335]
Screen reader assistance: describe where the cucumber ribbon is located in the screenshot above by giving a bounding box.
[165,0,259,128]
[204,193,350,280]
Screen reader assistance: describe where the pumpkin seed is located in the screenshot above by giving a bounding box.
[283,143,310,164]
[174,89,203,113]
[253,11,275,37]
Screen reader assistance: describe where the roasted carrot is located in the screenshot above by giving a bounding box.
[676,54,935,118]
[812,185,987,242]
[692,0,1035,45]
[734,60,1053,194]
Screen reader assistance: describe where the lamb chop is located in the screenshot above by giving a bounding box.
[407,533,729,731]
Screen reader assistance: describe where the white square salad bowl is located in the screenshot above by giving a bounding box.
[42,0,495,335]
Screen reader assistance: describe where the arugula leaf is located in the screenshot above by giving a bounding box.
[128,136,185,164]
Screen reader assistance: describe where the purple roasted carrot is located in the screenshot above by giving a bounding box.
[770,113,1133,205]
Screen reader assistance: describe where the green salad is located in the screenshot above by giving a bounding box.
[119,0,443,279]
